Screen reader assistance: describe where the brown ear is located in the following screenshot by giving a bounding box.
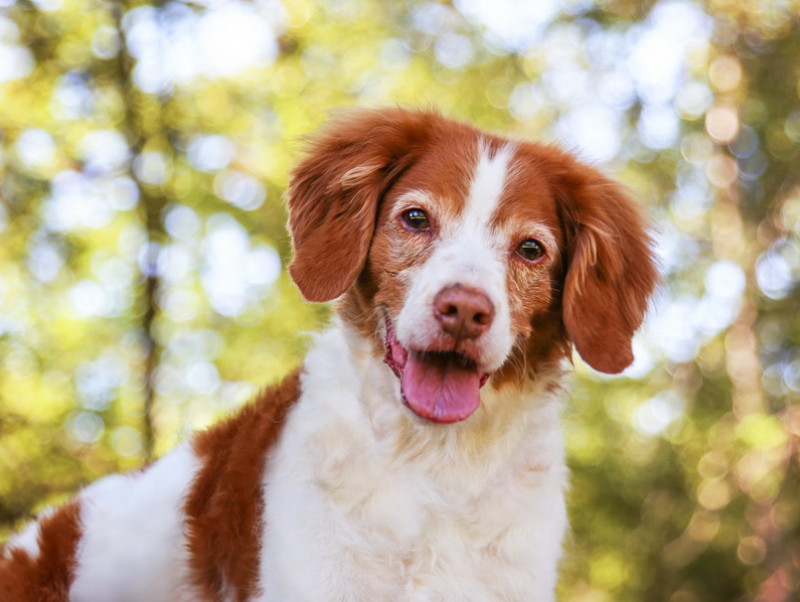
[287,108,436,302]
[552,154,659,374]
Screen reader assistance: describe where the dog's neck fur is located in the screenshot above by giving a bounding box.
[258,319,569,600]
[307,315,568,491]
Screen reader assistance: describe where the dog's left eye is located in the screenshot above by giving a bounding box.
[401,209,431,232]
[516,239,545,262]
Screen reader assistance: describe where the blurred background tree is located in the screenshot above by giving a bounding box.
[0,0,798,600]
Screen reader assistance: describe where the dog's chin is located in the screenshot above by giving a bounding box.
[383,318,491,424]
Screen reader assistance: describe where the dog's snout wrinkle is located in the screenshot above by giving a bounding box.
[433,285,495,340]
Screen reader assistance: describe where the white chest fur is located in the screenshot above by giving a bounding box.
[258,325,568,601]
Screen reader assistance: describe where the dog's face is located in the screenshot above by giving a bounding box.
[288,109,658,423]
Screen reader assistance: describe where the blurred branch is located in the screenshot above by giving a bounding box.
[111,0,169,463]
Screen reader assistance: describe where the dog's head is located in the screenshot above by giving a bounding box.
[288,108,658,423]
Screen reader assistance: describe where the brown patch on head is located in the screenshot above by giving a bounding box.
[331,112,485,346]
[489,141,657,379]
[0,501,82,602]
[495,143,569,364]
[184,370,301,601]
[288,108,449,303]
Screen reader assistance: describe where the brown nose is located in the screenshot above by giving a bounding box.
[433,285,495,339]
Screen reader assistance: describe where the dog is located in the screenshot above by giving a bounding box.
[0,108,658,601]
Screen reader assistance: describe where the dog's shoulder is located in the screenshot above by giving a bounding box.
[184,368,301,600]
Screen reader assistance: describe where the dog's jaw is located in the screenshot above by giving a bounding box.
[382,317,490,423]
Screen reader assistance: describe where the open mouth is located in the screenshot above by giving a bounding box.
[383,318,490,424]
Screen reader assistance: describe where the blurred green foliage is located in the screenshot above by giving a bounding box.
[0,0,798,600]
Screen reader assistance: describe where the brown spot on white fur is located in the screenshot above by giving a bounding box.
[288,109,444,304]
[0,502,81,602]
[184,370,301,601]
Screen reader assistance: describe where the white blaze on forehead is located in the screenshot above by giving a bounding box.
[463,141,515,227]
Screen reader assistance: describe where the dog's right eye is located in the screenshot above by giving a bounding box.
[516,239,545,262]
[401,209,431,232]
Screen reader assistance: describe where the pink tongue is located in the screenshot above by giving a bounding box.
[401,352,481,423]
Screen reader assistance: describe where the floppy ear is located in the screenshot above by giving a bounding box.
[552,155,659,374]
[287,108,435,302]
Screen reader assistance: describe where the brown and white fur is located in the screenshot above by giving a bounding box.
[0,108,658,601]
